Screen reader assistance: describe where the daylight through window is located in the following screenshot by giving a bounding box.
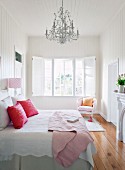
[32,57,96,96]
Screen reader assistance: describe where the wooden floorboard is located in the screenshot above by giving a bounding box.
[85,114,125,170]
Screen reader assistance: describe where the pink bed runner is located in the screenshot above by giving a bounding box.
[48,111,94,167]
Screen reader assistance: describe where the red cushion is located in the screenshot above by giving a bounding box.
[7,103,28,129]
[17,99,38,118]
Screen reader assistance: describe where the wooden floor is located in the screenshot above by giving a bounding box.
[86,114,125,170]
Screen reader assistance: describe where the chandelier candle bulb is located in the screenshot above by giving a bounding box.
[53,21,55,28]
[46,29,48,36]
[72,21,73,29]
[77,30,79,36]
[65,23,66,30]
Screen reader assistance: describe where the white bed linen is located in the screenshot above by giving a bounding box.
[0,110,96,167]
[0,155,93,170]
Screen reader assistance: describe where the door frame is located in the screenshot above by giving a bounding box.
[107,58,119,122]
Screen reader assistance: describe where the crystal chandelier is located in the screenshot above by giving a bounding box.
[45,0,79,44]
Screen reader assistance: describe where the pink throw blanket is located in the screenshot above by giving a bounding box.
[48,111,94,167]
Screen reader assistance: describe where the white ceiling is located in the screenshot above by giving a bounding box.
[0,0,125,36]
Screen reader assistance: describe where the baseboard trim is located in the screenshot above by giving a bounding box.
[99,112,108,121]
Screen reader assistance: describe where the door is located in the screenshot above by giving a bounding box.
[0,56,1,90]
[108,60,118,125]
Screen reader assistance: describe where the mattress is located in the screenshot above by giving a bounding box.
[0,110,96,169]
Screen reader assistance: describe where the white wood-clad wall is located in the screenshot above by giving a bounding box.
[0,3,27,93]
[27,36,100,110]
[100,4,125,119]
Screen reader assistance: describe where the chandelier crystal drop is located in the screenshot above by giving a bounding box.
[45,0,79,44]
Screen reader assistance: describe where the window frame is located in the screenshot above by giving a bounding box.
[32,56,96,97]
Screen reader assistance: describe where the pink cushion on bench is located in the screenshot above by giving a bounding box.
[78,106,93,112]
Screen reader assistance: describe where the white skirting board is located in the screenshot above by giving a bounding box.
[98,111,108,121]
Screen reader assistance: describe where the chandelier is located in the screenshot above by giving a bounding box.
[45,0,79,44]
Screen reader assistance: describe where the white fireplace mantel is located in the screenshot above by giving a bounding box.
[115,92,125,143]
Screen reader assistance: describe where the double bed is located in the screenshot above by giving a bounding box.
[0,92,96,170]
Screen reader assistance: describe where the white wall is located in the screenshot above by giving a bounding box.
[0,3,28,94]
[100,4,125,120]
[27,36,100,110]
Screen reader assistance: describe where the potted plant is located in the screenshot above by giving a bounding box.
[117,74,125,93]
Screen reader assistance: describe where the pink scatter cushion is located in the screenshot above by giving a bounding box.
[7,103,28,129]
[17,99,39,118]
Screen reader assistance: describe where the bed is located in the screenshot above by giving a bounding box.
[0,92,96,170]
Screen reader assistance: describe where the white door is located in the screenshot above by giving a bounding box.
[108,61,118,126]
[0,56,1,90]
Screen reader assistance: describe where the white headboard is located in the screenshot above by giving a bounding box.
[0,90,9,100]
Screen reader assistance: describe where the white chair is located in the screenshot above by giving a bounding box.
[77,97,97,122]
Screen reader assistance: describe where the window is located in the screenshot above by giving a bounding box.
[15,51,22,63]
[54,59,73,96]
[32,56,96,96]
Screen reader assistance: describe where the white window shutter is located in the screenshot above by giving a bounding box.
[84,57,96,97]
[32,56,44,96]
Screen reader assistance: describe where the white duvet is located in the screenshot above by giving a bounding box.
[0,110,96,167]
